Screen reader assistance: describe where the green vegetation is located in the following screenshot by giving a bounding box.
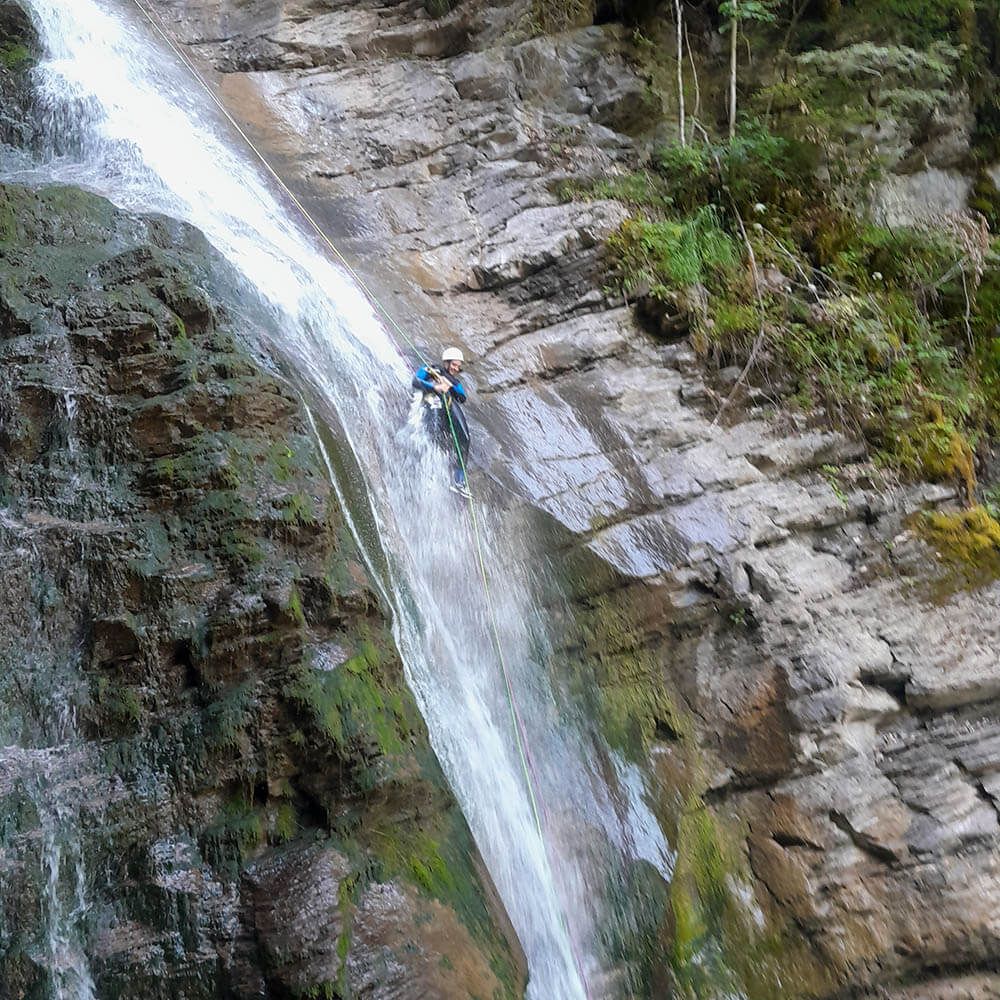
[569,583,694,757]
[916,504,1000,585]
[282,491,317,527]
[555,2,1000,501]
[374,827,457,897]
[302,984,338,1000]
[201,796,266,875]
[554,8,1000,982]
[532,0,592,33]
[364,809,522,997]
[424,0,458,17]
[283,633,414,789]
[609,207,737,293]
[969,1,1000,158]
[91,676,145,729]
[272,801,299,843]
[0,42,32,71]
[570,112,999,492]
[665,799,829,999]
[833,0,975,50]
[669,802,741,993]
[287,583,306,626]
[204,680,258,752]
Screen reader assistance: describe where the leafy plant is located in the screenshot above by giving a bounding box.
[608,206,738,296]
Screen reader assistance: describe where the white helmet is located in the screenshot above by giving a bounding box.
[441,347,465,363]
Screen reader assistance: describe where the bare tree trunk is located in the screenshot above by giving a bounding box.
[729,0,738,139]
[686,21,701,123]
[675,0,686,145]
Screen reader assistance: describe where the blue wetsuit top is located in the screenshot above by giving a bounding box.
[412,366,467,404]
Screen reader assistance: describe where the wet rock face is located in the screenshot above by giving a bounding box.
[0,182,519,999]
[0,0,39,149]
[246,844,503,999]
[147,0,1000,995]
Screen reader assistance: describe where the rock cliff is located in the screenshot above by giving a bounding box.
[5,0,1000,997]
[138,0,1000,997]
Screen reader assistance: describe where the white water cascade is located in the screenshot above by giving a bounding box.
[12,1,674,995]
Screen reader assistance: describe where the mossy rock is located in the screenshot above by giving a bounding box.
[899,408,978,500]
[661,797,831,1000]
[0,1,39,148]
[970,172,1000,231]
[916,505,1000,587]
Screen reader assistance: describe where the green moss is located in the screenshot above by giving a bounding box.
[669,802,736,982]
[203,681,257,752]
[915,416,976,498]
[267,441,299,482]
[283,632,411,787]
[0,43,32,71]
[201,797,265,876]
[90,675,145,729]
[0,190,20,244]
[711,299,758,338]
[571,588,693,758]
[287,584,306,627]
[598,654,693,756]
[917,505,1000,585]
[301,982,337,1000]
[376,830,456,897]
[665,799,830,999]
[363,810,520,997]
[218,528,265,566]
[282,492,317,526]
[272,803,298,844]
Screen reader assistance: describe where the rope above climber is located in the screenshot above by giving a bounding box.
[412,347,472,499]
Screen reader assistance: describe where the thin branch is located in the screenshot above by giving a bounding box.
[685,20,701,123]
[729,0,738,139]
[675,0,686,146]
[962,268,974,351]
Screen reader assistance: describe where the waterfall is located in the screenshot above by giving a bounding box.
[11,1,673,995]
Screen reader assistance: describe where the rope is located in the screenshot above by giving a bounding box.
[443,398,543,826]
[443,401,593,999]
[126,2,591,994]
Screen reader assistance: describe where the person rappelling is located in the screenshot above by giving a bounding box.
[412,347,472,499]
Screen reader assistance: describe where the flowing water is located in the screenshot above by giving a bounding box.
[11,2,673,995]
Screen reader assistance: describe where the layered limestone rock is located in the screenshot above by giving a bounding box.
[135,0,1000,996]
[0,178,522,998]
